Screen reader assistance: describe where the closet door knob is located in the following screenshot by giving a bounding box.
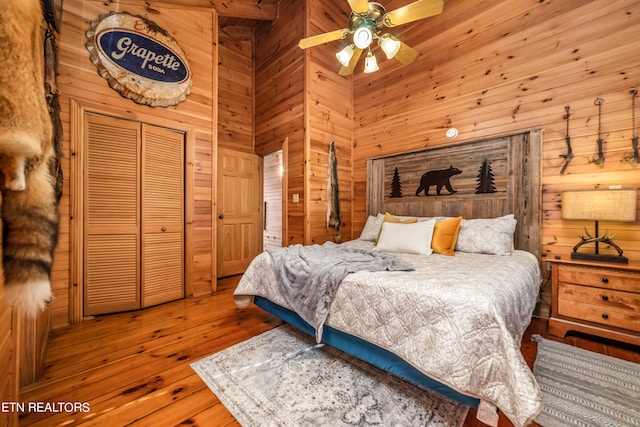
[218,214,224,219]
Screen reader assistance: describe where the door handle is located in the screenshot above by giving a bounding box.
[218,214,224,219]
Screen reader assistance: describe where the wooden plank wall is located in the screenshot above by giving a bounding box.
[254,0,354,245]
[305,0,354,244]
[218,22,254,153]
[0,202,19,427]
[351,0,640,262]
[254,0,306,244]
[45,0,640,327]
[53,0,216,327]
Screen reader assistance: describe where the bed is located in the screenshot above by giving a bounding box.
[235,131,545,427]
[235,214,544,427]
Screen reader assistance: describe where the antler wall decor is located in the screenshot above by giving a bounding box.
[624,89,639,167]
[559,105,574,174]
[590,97,605,167]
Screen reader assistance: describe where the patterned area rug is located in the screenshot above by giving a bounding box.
[191,324,469,426]
[533,335,640,427]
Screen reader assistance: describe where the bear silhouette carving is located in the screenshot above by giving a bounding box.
[415,166,462,196]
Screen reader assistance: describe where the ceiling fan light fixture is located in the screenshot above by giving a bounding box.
[297,0,444,76]
[379,35,401,59]
[353,26,373,49]
[336,44,356,67]
[364,50,379,73]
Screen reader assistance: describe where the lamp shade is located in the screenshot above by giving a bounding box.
[562,189,637,222]
[363,51,379,73]
[336,45,355,67]
[379,35,401,59]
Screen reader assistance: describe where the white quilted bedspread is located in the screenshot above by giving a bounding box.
[234,240,544,427]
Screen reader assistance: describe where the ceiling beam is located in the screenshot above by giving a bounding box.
[140,0,278,20]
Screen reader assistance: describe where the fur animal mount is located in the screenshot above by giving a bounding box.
[415,166,462,196]
[1,0,59,317]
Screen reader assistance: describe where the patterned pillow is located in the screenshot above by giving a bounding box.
[455,214,517,255]
[359,213,385,241]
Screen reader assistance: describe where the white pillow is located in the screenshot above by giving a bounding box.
[375,219,436,255]
[455,214,516,255]
[359,213,385,241]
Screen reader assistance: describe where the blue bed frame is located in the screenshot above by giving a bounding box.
[254,295,480,408]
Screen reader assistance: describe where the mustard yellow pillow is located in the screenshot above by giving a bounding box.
[383,212,417,224]
[431,216,462,256]
[375,213,417,243]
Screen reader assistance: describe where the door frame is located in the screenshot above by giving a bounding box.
[70,99,195,323]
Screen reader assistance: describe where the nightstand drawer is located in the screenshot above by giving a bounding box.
[557,264,640,292]
[558,282,640,312]
[557,297,640,332]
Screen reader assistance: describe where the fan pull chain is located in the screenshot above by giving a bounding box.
[559,105,574,174]
[591,97,605,166]
[625,89,638,166]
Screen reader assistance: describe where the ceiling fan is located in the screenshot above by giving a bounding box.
[298,0,444,76]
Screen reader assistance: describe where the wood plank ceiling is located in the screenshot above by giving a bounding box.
[152,0,277,20]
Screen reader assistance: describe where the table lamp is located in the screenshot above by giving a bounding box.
[561,189,637,263]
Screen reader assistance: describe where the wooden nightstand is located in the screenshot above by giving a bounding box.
[548,256,640,346]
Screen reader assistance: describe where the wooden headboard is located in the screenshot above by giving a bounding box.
[367,129,542,258]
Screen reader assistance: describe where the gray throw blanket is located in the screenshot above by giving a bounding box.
[267,242,414,342]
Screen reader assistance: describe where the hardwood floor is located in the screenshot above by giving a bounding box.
[19,276,640,427]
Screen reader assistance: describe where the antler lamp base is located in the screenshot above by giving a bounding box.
[571,220,628,264]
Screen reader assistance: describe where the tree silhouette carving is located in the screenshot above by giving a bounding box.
[476,157,497,194]
[390,167,403,198]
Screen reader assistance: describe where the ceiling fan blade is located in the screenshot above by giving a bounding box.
[394,42,419,65]
[383,0,443,27]
[347,0,369,14]
[298,29,350,49]
[338,47,363,76]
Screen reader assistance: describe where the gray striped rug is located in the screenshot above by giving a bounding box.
[532,335,640,427]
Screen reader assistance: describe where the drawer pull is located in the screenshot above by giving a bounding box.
[601,295,609,301]
[602,313,609,319]
[602,277,609,283]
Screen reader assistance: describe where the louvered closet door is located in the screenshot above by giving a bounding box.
[84,114,141,315]
[141,124,184,307]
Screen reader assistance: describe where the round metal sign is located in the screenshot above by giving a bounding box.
[86,12,192,107]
